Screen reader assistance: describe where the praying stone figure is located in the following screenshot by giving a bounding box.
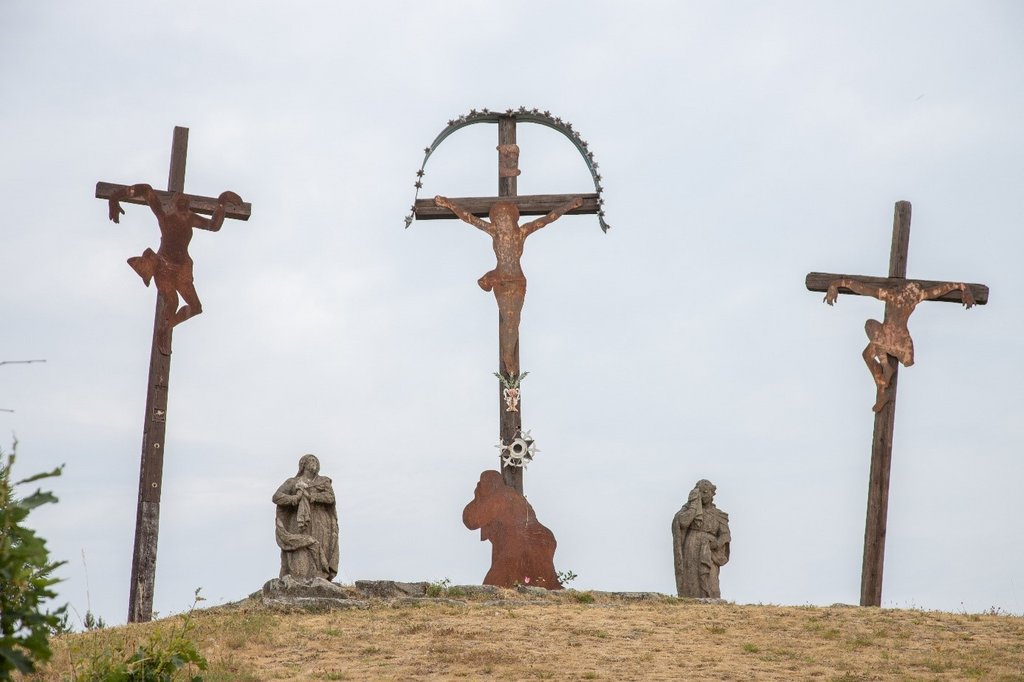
[824,278,975,411]
[273,454,340,581]
[672,479,730,599]
[107,183,242,354]
[433,195,583,377]
[463,470,561,589]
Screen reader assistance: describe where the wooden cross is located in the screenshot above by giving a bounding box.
[95,126,251,622]
[806,200,988,606]
[413,116,599,494]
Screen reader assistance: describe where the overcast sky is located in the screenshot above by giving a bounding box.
[2,1,1023,625]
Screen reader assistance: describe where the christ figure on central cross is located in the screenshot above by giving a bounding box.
[434,195,582,377]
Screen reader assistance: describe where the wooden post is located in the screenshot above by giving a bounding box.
[126,126,187,623]
[497,116,523,494]
[860,200,910,607]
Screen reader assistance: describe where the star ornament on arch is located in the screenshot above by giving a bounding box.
[496,429,538,468]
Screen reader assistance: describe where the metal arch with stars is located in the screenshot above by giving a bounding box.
[404,106,610,232]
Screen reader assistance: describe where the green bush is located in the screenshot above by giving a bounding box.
[74,589,208,682]
[0,443,66,677]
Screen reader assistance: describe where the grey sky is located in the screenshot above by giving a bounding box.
[2,1,1022,624]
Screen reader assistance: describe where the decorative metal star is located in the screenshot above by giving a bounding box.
[496,429,538,469]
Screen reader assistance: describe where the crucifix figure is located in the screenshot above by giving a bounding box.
[107,184,242,354]
[409,110,606,494]
[824,278,976,412]
[433,195,582,377]
[806,200,988,607]
[95,126,250,622]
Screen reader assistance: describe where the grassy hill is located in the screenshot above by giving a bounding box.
[20,588,1024,681]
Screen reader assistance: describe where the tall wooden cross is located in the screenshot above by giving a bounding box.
[806,200,988,606]
[413,114,601,494]
[95,126,250,622]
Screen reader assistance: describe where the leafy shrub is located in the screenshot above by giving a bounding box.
[74,589,208,681]
[0,443,66,677]
[426,578,451,598]
[556,569,578,586]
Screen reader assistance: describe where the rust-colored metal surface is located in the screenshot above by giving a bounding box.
[434,196,582,378]
[463,470,561,589]
[497,142,521,178]
[825,277,976,411]
[107,183,243,354]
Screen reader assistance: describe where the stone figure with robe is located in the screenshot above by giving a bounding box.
[273,454,340,581]
[672,479,730,598]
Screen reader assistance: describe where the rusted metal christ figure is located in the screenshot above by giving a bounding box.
[108,184,242,354]
[434,195,582,377]
[824,278,975,411]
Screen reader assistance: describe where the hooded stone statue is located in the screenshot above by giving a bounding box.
[672,479,730,598]
[273,454,340,581]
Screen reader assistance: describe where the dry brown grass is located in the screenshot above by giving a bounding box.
[22,591,1024,681]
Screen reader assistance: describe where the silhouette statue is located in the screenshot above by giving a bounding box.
[463,470,561,589]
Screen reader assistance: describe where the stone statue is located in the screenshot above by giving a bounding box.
[433,195,583,377]
[463,470,561,589]
[672,479,730,598]
[825,278,976,411]
[107,183,242,354]
[272,454,340,581]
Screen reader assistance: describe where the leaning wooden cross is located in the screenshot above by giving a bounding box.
[95,126,250,622]
[806,200,988,607]
[407,108,609,495]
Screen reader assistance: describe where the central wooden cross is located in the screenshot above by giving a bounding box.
[95,126,250,622]
[806,200,988,606]
[413,114,601,494]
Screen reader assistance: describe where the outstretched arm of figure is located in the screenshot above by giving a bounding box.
[523,196,584,235]
[920,281,976,308]
[434,195,491,232]
[191,191,242,232]
[824,278,884,305]
[107,183,159,223]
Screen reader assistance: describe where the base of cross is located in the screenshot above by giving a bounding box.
[463,470,562,590]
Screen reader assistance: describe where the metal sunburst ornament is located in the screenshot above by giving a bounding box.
[496,430,538,468]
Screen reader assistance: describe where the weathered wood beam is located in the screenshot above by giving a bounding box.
[805,272,988,305]
[95,181,252,221]
[414,193,600,220]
